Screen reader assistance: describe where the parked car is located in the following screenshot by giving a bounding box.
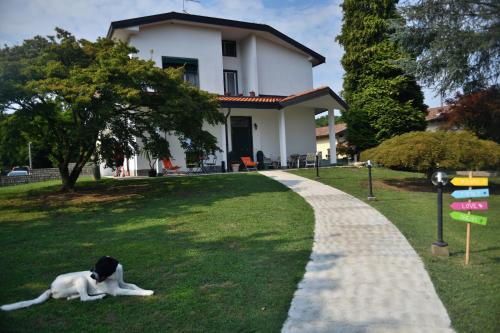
[7,166,30,177]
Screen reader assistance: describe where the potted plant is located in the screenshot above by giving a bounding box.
[228,151,240,172]
[142,136,170,177]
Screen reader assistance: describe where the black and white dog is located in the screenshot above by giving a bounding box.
[1,256,154,311]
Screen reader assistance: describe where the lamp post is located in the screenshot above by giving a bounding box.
[28,142,32,170]
[431,170,449,256]
[315,153,319,178]
[367,160,375,200]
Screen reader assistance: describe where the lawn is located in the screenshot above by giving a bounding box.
[291,167,500,333]
[0,174,314,332]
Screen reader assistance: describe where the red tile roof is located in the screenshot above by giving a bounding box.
[280,86,329,103]
[217,95,285,103]
[426,106,451,121]
[315,124,347,137]
[218,86,349,110]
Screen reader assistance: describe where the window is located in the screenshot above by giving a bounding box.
[224,70,238,96]
[162,56,199,87]
[222,40,237,57]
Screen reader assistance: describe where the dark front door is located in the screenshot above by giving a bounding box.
[231,116,253,160]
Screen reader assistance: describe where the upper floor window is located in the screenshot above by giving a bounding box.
[162,56,199,87]
[224,70,238,96]
[222,40,237,57]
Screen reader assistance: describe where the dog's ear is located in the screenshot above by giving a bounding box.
[90,271,99,281]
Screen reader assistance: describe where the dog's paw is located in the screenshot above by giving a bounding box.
[144,290,154,296]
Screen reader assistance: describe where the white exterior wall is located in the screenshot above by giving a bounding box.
[284,107,317,155]
[256,37,313,96]
[222,42,243,95]
[129,24,224,94]
[226,108,280,161]
[240,35,259,95]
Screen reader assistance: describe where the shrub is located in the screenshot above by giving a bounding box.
[361,131,500,175]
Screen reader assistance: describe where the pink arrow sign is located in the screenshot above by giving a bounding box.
[450,201,488,211]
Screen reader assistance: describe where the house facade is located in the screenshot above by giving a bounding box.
[316,123,348,160]
[103,12,347,175]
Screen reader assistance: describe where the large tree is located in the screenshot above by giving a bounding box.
[444,85,500,143]
[394,0,500,95]
[0,29,223,190]
[336,0,427,151]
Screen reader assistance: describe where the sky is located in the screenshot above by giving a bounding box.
[0,0,441,107]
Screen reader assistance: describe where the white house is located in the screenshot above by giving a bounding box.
[103,12,347,175]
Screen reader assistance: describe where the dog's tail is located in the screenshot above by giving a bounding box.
[1,289,52,311]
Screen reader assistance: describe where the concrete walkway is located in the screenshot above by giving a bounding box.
[260,170,453,333]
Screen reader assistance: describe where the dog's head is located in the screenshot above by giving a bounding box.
[90,256,119,283]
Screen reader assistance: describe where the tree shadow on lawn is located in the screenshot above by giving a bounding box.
[0,173,315,332]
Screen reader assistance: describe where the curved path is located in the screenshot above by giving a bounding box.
[259,170,453,333]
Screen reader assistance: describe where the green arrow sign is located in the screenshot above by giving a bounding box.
[450,211,487,225]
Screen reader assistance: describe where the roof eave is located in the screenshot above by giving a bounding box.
[106,12,325,65]
[280,87,348,110]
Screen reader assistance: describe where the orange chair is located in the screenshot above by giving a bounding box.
[241,156,258,171]
[162,159,181,174]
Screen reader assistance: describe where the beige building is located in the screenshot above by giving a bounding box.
[316,123,347,160]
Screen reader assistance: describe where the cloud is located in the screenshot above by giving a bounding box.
[0,0,440,106]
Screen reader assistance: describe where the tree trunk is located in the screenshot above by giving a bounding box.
[59,164,75,192]
[59,153,91,192]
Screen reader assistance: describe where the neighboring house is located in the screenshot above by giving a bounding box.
[102,12,347,175]
[426,106,451,132]
[316,124,347,160]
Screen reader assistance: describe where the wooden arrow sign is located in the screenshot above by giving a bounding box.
[451,177,488,186]
[450,201,488,211]
[450,211,487,225]
[451,188,489,199]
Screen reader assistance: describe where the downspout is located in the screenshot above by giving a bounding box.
[224,108,231,171]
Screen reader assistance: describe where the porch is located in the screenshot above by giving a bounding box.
[218,86,348,170]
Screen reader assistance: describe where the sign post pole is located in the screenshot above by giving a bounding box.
[465,171,472,265]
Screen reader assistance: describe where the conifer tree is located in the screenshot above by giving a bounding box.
[336,0,427,150]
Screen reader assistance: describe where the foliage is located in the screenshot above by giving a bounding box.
[315,115,344,128]
[336,0,427,151]
[361,131,500,174]
[0,114,53,169]
[0,29,223,190]
[394,0,500,95]
[444,85,500,143]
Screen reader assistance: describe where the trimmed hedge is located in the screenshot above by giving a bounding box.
[361,131,500,174]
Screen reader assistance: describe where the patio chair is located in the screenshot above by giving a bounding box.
[185,152,203,174]
[305,153,316,168]
[241,156,258,171]
[203,154,217,173]
[263,157,273,169]
[162,159,181,174]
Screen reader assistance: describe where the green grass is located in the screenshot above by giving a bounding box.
[0,174,314,332]
[291,167,500,333]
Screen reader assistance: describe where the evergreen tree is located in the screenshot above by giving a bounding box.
[394,0,500,95]
[336,0,427,150]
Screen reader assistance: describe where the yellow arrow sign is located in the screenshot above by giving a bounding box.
[451,177,488,186]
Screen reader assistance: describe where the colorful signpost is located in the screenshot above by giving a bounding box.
[449,172,489,265]
[451,188,489,199]
[450,177,488,186]
[449,211,487,225]
[450,201,488,211]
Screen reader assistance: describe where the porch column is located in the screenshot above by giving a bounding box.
[328,109,337,164]
[279,109,287,168]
